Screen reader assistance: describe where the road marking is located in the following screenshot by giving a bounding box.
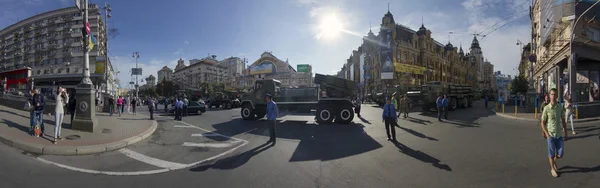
[36,111,256,176]
[182,141,241,148]
[119,148,188,169]
[174,125,194,128]
[191,133,222,137]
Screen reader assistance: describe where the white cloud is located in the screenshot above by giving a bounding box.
[111,56,180,88]
[183,40,190,45]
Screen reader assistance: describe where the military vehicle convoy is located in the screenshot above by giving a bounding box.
[417,81,474,112]
[239,73,357,124]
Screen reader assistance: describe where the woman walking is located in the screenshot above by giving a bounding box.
[131,97,137,115]
[53,86,69,144]
[564,96,576,135]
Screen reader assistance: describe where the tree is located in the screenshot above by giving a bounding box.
[511,75,529,95]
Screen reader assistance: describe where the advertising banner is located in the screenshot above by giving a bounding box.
[394,63,426,74]
[297,64,310,72]
[131,68,143,75]
[380,28,394,79]
[95,61,105,74]
[249,63,273,75]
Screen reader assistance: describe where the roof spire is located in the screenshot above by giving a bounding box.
[421,16,423,26]
[387,2,390,12]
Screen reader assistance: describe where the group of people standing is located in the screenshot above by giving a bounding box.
[172,97,189,121]
[107,96,139,116]
[26,86,76,145]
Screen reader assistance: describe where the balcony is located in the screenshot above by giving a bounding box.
[54,26,64,31]
[71,32,82,38]
[73,16,83,20]
[55,19,64,24]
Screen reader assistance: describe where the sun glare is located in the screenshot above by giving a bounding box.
[316,13,344,40]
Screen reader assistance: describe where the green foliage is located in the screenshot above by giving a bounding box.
[511,75,529,95]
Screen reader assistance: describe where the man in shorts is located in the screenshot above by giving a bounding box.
[541,88,568,177]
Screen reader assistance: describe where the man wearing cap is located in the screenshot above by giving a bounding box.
[266,93,279,145]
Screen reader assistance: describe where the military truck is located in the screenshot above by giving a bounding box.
[206,92,235,109]
[239,73,357,124]
[419,81,474,112]
[370,85,421,106]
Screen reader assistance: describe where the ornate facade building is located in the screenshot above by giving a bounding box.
[238,52,312,90]
[340,10,482,95]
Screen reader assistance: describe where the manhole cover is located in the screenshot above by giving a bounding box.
[65,135,81,140]
[102,128,112,134]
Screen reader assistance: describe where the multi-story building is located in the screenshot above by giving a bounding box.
[237,52,312,89]
[340,10,480,95]
[143,74,156,89]
[531,0,600,118]
[483,60,495,90]
[219,56,245,89]
[157,66,173,83]
[518,43,532,79]
[172,56,227,90]
[0,5,114,96]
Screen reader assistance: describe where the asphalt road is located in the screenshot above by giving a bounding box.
[0,101,599,188]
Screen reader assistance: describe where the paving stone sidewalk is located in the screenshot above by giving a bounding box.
[488,101,600,123]
[0,105,156,155]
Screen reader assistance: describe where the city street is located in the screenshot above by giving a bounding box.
[0,102,599,188]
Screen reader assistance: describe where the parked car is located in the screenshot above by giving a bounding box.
[168,100,207,115]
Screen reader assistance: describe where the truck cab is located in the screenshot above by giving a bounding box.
[239,79,281,120]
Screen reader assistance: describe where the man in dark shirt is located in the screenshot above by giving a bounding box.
[108,96,115,116]
[30,87,45,136]
[69,91,77,125]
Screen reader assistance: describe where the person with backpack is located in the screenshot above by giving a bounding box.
[31,87,45,137]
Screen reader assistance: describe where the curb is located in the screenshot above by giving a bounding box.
[491,109,600,123]
[0,120,158,156]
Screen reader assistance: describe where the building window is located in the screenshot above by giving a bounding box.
[403,52,407,61]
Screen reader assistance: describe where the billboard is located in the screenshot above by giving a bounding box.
[380,28,394,79]
[297,64,310,72]
[95,61,105,74]
[350,64,354,81]
[540,0,576,45]
[359,54,365,84]
[394,63,426,74]
[249,63,273,75]
[131,68,142,75]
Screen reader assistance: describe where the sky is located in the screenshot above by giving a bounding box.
[0,0,532,88]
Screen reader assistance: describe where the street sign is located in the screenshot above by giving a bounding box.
[131,68,142,75]
[297,64,310,72]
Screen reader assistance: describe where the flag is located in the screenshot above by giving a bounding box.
[87,36,94,51]
[91,34,97,44]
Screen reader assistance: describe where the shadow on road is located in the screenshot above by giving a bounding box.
[392,141,452,171]
[205,118,382,162]
[189,142,273,171]
[2,119,31,134]
[0,109,30,119]
[403,116,431,125]
[357,116,371,124]
[396,126,438,141]
[558,165,600,174]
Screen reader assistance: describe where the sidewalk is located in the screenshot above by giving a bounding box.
[489,102,600,123]
[0,105,157,155]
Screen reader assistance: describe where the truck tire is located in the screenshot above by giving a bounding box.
[226,102,232,109]
[463,98,468,108]
[316,108,334,124]
[450,98,457,111]
[241,104,255,120]
[467,97,473,107]
[335,107,354,124]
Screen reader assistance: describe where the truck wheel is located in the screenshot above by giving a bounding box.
[226,102,232,109]
[241,104,255,120]
[450,98,457,111]
[463,98,468,108]
[467,97,473,107]
[335,107,354,124]
[316,108,333,124]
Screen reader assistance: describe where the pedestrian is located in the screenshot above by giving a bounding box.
[155,99,158,110]
[564,96,576,135]
[355,96,361,117]
[53,87,68,144]
[108,96,115,116]
[27,89,35,135]
[31,87,45,137]
[436,94,443,121]
[68,90,76,125]
[402,94,409,118]
[540,94,550,138]
[131,97,137,115]
[382,97,397,142]
[164,98,169,113]
[117,96,123,116]
[148,97,155,120]
[95,98,99,112]
[183,97,189,117]
[541,88,568,178]
[391,93,399,117]
[124,96,128,113]
[177,98,184,121]
[266,93,278,145]
[442,95,449,120]
[484,95,489,109]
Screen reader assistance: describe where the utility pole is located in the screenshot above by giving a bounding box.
[133,52,140,99]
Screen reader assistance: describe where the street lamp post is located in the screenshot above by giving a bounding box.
[72,0,98,132]
[133,52,140,99]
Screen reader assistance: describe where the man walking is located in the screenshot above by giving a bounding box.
[382,97,397,142]
[541,88,568,178]
[183,97,189,117]
[108,96,115,116]
[164,98,169,113]
[402,95,410,118]
[148,97,155,120]
[436,94,444,121]
[116,96,123,117]
[68,91,77,125]
[265,93,278,145]
[442,95,449,120]
[484,95,489,109]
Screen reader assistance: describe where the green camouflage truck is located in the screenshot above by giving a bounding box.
[418,81,474,112]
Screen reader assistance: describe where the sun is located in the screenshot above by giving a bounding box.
[316,13,344,40]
